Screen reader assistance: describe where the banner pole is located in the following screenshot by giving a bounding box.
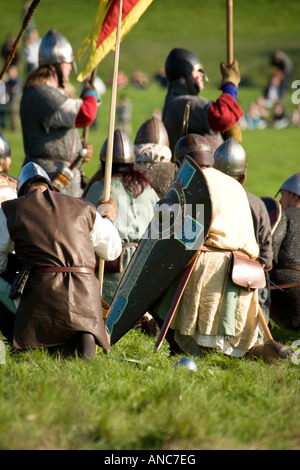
[98,0,123,295]
[226,0,233,65]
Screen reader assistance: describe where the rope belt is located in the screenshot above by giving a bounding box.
[33,267,94,275]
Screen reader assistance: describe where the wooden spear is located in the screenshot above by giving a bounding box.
[226,1,274,344]
[257,304,273,342]
[226,0,233,65]
[98,0,123,295]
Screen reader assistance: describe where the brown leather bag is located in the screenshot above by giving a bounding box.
[230,251,266,291]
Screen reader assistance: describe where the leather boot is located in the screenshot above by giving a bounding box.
[246,341,294,365]
[75,332,96,361]
[262,341,294,364]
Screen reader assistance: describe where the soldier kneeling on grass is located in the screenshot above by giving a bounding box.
[0,162,122,360]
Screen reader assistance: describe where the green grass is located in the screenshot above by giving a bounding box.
[1,0,300,452]
[1,329,300,450]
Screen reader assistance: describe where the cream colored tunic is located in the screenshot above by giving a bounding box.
[155,168,260,357]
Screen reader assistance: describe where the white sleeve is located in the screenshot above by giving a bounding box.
[0,208,15,272]
[90,211,122,261]
[48,97,83,128]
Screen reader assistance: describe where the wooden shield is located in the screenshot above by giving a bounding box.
[261,196,282,234]
[106,156,212,344]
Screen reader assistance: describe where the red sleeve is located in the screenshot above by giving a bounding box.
[75,94,98,128]
[207,93,244,133]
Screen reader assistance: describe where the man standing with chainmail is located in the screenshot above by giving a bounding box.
[162,48,243,153]
[20,29,98,197]
[270,173,300,331]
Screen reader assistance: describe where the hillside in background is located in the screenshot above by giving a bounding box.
[0,0,299,195]
[1,0,300,88]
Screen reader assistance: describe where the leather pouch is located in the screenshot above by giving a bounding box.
[230,252,266,291]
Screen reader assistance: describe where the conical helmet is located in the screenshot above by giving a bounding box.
[0,132,11,159]
[18,162,53,197]
[39,29,74,66]
[213,138,247,176]
[174,133,214,165]
[134,116,169,147]
[165,48,205,82]
[279,172,300,197]
[100,129,135,164]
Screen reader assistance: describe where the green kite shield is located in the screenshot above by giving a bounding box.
[261,196,282,235]
[107,155,212,344]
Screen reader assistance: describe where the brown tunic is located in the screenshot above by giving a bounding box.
[2,189,110,351]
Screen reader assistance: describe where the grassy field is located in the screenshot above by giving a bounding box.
[0,0,300,452]
[2,0,300,194]
[1,328,300,451]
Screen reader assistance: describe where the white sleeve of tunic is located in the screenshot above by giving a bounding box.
[48,97,82,129]
[0,208,15,272]
[90,211,122,261]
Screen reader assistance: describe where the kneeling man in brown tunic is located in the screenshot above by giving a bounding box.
[0,163,122,360]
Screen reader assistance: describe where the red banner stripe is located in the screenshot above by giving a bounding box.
[97,0,140,48]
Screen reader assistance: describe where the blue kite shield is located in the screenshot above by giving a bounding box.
[107,156,212,344]
[261,196,282,234]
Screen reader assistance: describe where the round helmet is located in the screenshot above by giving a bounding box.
[39,29,74,66]
[165,48,204,82]
[0,132,11,159]
[18,162,53,197]
[100,129,135,164]
[213,138,247,176]
[174,133,214,165]
[279,172,300,197]
[172,357,198,372]
[134,116,169,147]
